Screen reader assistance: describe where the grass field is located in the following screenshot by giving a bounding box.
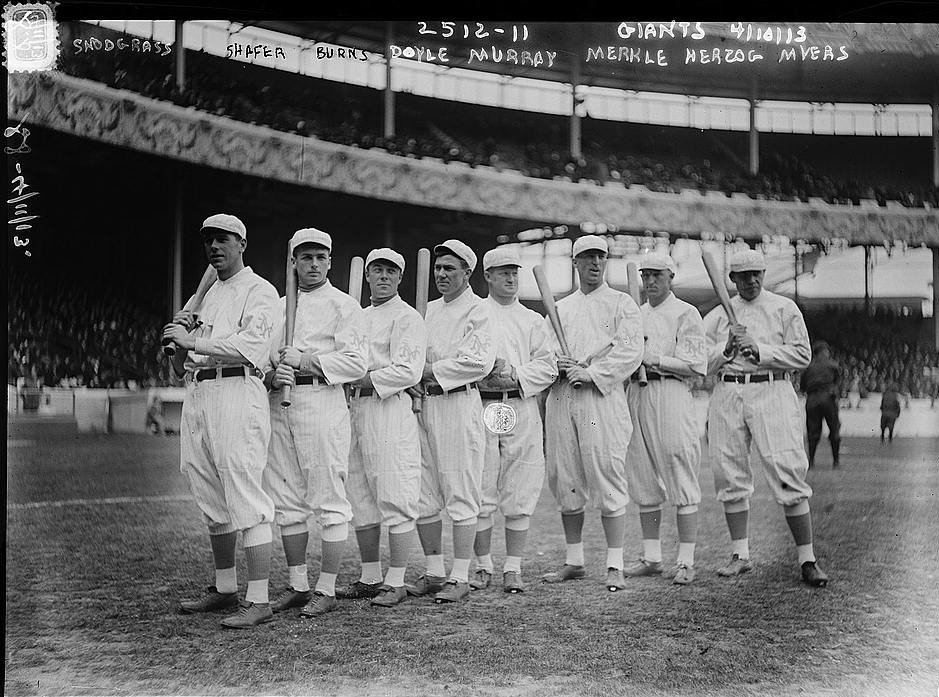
[5,415,939,697]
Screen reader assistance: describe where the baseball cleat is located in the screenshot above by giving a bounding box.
[623,558,663,578]
[270,587,311,613]
[605,567,627,591]
[178,586,238,614]
[335,580,383,600]
[801,561,829,587]
[541,564,586,583]
[503,571,526,594]
[220,601,273,628]
[370,584,408,607]
[672,564,696,586]
[717,554,753,577]
[469,569,493,590]
[405,574,446,597]
[299,591,338,617]
[434,580,470,604]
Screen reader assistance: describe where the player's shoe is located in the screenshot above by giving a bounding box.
[605,567,627,591]
[672,564,696,586]
[503,571,526,594]
[469,569,493,590]
[370,584,408,607]
[405,574,446,597]
[541,564,586,583]
[434,580,471,604]
[335,581,383,600]
[717,554,753,577]
[801,561,829,587]
[270,587,311,613]
[299,591,338,617]
[622,557,663,577]
[220,601,273,628]
[178,586,238,614]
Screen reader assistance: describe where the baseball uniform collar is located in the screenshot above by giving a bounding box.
[371,292,402,308]
[300,278,334,295]
[486,295,519,309]
[577,280,609,297]
[449,284,475,304]
[648,291,676,309]
[216,265,252,286]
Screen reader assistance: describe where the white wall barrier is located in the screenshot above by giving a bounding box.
[74,389,110,433]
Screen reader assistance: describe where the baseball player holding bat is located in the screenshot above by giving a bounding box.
[623,253,707,585]
[408,239,495,604]
[540,235,644,592]
[338,248,427,607]
[469,247,557,594]
[262,228,369,618]
[702,249,829,587]
[163,213,280,629]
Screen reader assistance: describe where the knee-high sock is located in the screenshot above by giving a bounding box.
[315,522,348,596]
[562,510,585,566]
[243,524,272,604]
[416,516,444,577]
[724,499,750,559]
[354,524,383,583]
[280,522,310,592]
[209,529,238,593]
[385,521,416,587]
[504,515,529,574]
[638,505,662,562]
[450,518,478,583]
[676,505,698,567]
[601,511,627,569]
[784,500,816,564]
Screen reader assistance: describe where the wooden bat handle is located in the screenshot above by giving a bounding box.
[282,247,298,408]
[625,262,648,386]
[532,265,582,388]
[164,265,217,357]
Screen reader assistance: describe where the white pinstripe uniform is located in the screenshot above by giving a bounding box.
[626,292,707,507]
[180,266,279,532]
[417,285,495,523]
[347,294,427,529]
[480,296,558,519]
[703,289,813,506]
[264,281,369,529]
[544,283,644,515]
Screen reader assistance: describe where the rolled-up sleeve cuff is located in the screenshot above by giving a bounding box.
[757,343,774,367]
[585,366,612,395]
[657,355,684,373]
[194,338,210,355]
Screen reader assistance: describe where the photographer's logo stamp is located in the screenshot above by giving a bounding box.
[3,2,58,72]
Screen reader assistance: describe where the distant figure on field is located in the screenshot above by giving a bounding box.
[146,395,169,435]
[879,384,901,444]
[800,341,841,469]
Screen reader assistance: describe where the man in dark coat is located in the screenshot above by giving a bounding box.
[800,340,841,468]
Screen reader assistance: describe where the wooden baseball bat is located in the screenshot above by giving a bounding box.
[533,264,582,389]
[281,246,298,408]
[349,256,365,305]
[701,251,738,325]
[409,247,431,412]
[163,264,217,357]
[626,262,648,386]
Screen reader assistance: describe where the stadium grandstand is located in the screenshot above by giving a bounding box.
[7,19,939,409]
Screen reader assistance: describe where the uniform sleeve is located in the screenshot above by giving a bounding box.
[703,306,733,375]
[319,301,369,385]
[193,283,279,371]
[432,302,496,392]
[267,296,287,368]
[756,303,812,371]
[515,317,559,398]
[584,295,643,395]
[658,308,707,377]
[371,311,427,399]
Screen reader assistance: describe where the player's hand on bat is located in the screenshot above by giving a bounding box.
[405,384,424,399]
[557,354,579,372]
[723,329,740,358]
[279,346,302,369]
[736,335,760,362]
[642,346,661,368]
[300,353,326,378]
[162,323,195,351]
[172,310,200,331]
[566,365,592,385]
[271,362,296,389]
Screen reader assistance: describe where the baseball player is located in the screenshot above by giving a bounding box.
[703,249,829,587]
[623,252,707,585]
[337,248,427,608]
[542,235,644,592]
[800,340,841,468]
[163,213,280,629]
[263,228,369,617]
[407,239,495,604]
[470,247,557,594]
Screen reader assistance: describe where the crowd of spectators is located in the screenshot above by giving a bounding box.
[8,268,172,389]
[804,307,939,400]
[55,26,939,209]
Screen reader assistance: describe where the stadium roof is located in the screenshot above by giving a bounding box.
[252,21,939,105]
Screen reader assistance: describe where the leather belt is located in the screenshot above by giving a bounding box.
[631,372,680,383]
[480,390,522,400]
[425,383,478,397]
[722,371,789,384]
[349,385,375,398]
[295,374,329,386]
[195,366,254,382]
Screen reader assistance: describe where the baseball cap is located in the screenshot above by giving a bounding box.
[365,247,405,272]
[572,235,608,257]
[434,239,477,272]
[201,213,246,240]
[482,246,522,271]
[729,249,766,273]
[812,340,830,353]
[290,228,332,256]
[638,252,677,274]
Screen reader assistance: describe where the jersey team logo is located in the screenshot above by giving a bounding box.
[483,401,517,434]
[3,2,58,72]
